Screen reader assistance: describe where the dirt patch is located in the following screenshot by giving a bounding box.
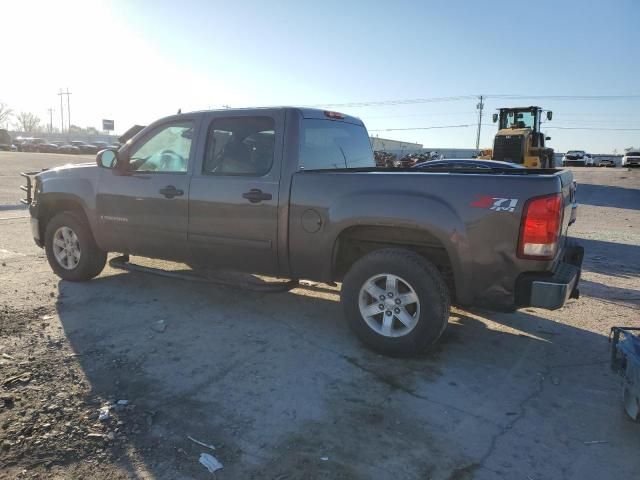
[0,307,153,478]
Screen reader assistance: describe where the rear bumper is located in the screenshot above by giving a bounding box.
[515,243,583,310]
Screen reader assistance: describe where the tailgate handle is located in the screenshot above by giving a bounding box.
[242,189,272,203]
[159,185,184,198]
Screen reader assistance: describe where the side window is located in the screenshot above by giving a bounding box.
[203,116,275,176]
[128,121,194,173]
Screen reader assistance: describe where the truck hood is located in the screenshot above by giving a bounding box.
[37,162,98,181]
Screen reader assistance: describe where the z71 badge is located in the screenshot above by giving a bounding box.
[471,195,519,212]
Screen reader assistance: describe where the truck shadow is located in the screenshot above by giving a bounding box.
[579,279,640,306]
[577,183,640,211]
[577,238,640,279]
[52,266,628,479]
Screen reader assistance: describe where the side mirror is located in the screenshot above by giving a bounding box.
[492,113,498,123]
[97,149,117,169]
[545,136,551,141]
[546,111,553,121]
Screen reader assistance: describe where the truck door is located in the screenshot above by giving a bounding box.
[188,112,283,276]
[96,118,196,261]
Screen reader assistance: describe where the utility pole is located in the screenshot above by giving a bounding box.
[47,108,53,133]
[475,95,484,149]
[58,88,72,132]
[58,90,65,133]
[65,88,71,131]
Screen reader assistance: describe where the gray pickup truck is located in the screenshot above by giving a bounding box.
[22,107,582,356]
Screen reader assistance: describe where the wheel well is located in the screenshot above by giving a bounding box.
[39,197,90,240]
[333,226,456,300]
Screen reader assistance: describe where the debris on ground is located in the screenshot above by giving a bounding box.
[188,435,216,450]
[2,372,32,387]
[0,306,154,477]
[151,319,167,333]
[199,452,223,473]
[98,405,111,421]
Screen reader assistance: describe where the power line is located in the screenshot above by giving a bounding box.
[545,126,640,131]
[486,94,640,101]
[481,123,640,131]
[311,93,640,109]
[370,123,640,132]
[368,124,473,132]
[311,95,477,108]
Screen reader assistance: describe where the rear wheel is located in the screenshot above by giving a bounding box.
[45,211,107,281]
[341,249,450,356]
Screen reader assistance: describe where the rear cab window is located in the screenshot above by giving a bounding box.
[299,118,375,170]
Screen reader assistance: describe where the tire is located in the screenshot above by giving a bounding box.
[341,248,450,357]
[44,211,107,281]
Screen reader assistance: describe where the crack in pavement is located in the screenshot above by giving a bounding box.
[472,366,550,477]
[265,312,503,429]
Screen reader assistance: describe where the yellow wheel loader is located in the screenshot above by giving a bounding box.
[478,106,554,168]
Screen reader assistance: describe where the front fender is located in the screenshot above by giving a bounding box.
[36,177,99,242]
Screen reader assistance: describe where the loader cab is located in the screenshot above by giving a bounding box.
[491,106,554,168]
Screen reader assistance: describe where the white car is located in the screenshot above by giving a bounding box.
[562,150,596,167]
[622,150,640,168]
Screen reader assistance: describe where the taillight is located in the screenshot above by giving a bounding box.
[518,193,563,260]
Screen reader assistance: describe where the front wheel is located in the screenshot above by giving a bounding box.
[44,211,107,281]
[341,249,450,357]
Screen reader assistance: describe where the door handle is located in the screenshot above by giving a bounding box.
[242,189,272,203]
[159,185,184,198]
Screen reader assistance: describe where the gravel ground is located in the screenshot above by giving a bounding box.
[0,152,639,480]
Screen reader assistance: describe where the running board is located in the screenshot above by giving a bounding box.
[108,255,298,293]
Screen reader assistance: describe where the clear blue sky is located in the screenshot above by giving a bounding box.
[3,0,639,152]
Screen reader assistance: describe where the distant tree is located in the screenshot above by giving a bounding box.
[15,112,41,133]
[69,124,83,134]
[624,146,636,153]
[85,126,99,135]
[0,102,12,128]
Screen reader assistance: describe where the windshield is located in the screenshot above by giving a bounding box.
[299,119,375,170]
[626,151,640,156]
[500,111,535,129]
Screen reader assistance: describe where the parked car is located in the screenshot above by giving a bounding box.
[622,150,640,168]
[91,141,110,152]
[22,138,47,152]
[52,141,80,154]
[21,107,582,357]
[414,159,525,170]
[0,129,12,151]
[598,156,616,167]
[562,150,595,167]
[36,141,61,153]
[13,137,29,151]
[70,141,98,154]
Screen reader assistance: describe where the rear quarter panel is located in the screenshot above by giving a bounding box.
[289,170,567,309]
